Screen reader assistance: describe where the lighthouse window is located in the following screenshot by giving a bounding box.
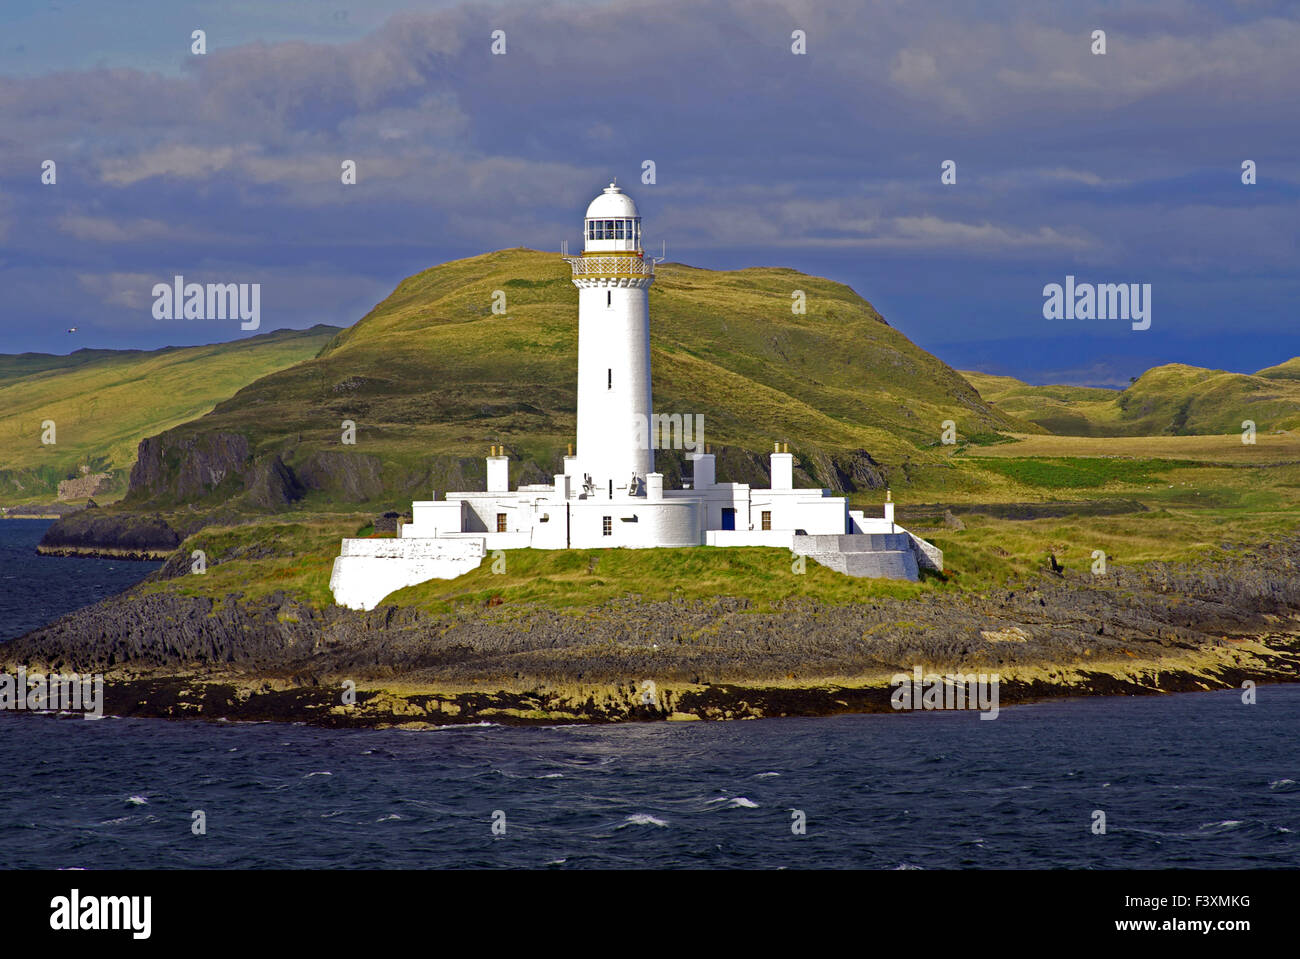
[602,516,612,536]
[607,290,612,307]
[607,368,612,389]
[614,220,625,239]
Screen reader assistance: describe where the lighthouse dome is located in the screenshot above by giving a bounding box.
[584,182,641,253]
[585,182,638,219]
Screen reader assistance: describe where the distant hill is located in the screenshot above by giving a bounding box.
[965,361,1300,436]
[116,249,1030,514]
[1256,357,1300,382]
[0,349,136,384]
[0,326,340,503]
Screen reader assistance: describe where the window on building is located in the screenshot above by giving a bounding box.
[607,290,612,307]
[496,513,507,533]
[607,368,612,389]
[761,510,772,531]
[602,516,612,536]
[614,220,624,239]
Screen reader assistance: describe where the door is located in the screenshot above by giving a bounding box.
[721,508,736,531]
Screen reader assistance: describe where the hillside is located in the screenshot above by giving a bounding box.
[0,325,339,503]
[1256,357,1300,382]
[112,249,1031,516]
[965,362,1300,436]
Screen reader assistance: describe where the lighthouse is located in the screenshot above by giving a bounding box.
[328,181,943,610]
[566,182,655,500]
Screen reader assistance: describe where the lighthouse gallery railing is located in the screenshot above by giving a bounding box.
[564,255,655,278]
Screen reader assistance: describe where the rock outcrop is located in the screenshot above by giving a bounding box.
[57,470,111,501]
[36,510,181,559]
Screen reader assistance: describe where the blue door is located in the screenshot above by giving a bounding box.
[721,508,736,531]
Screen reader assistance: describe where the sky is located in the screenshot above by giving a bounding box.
[1,0,1296,385]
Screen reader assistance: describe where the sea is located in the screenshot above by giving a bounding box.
[1,518,1296,870]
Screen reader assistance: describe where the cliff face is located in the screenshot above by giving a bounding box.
[127,431,254,503]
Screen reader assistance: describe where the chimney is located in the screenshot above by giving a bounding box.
[688,451,715,489]
[770,446,793,490]
[487,447,509,492]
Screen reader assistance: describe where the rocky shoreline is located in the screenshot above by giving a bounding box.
[3,535,1298,727]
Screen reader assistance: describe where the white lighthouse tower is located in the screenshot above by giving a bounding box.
[566,182,655,500]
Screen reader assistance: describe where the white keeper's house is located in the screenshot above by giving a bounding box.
[330,183,941,610]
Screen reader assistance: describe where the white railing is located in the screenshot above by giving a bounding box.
[564,255,655,278]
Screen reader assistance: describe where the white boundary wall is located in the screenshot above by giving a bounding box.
[330,536,486,611]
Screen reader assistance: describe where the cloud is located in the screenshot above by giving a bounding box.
[99,145,246,186]
[59,215,183,243]
[75,272,160,311]
[0,0,1296,369]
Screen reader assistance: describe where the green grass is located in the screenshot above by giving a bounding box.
[386,545,937,612]
[971,456,1200,489]
[0,326,339,503]
[964,363,1300,437]
[142,517,365,608]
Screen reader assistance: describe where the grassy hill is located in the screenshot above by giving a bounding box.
[965,362,1300,436]
[116,249,1034,514]
[27,251,1300,618]
[0,326,339,503]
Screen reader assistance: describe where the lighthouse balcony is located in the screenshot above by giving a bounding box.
[565,254,655,280]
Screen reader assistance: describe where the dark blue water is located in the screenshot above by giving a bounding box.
[1,687,1297,869]
[0,519,161,641]
[0,517,1296,869]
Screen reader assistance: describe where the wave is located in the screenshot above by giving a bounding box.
[619,814,669,828]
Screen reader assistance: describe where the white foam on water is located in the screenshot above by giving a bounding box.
[620,813,668,828]
[125,796,148,805]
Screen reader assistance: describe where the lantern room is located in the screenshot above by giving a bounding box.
[584,182,641,253]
